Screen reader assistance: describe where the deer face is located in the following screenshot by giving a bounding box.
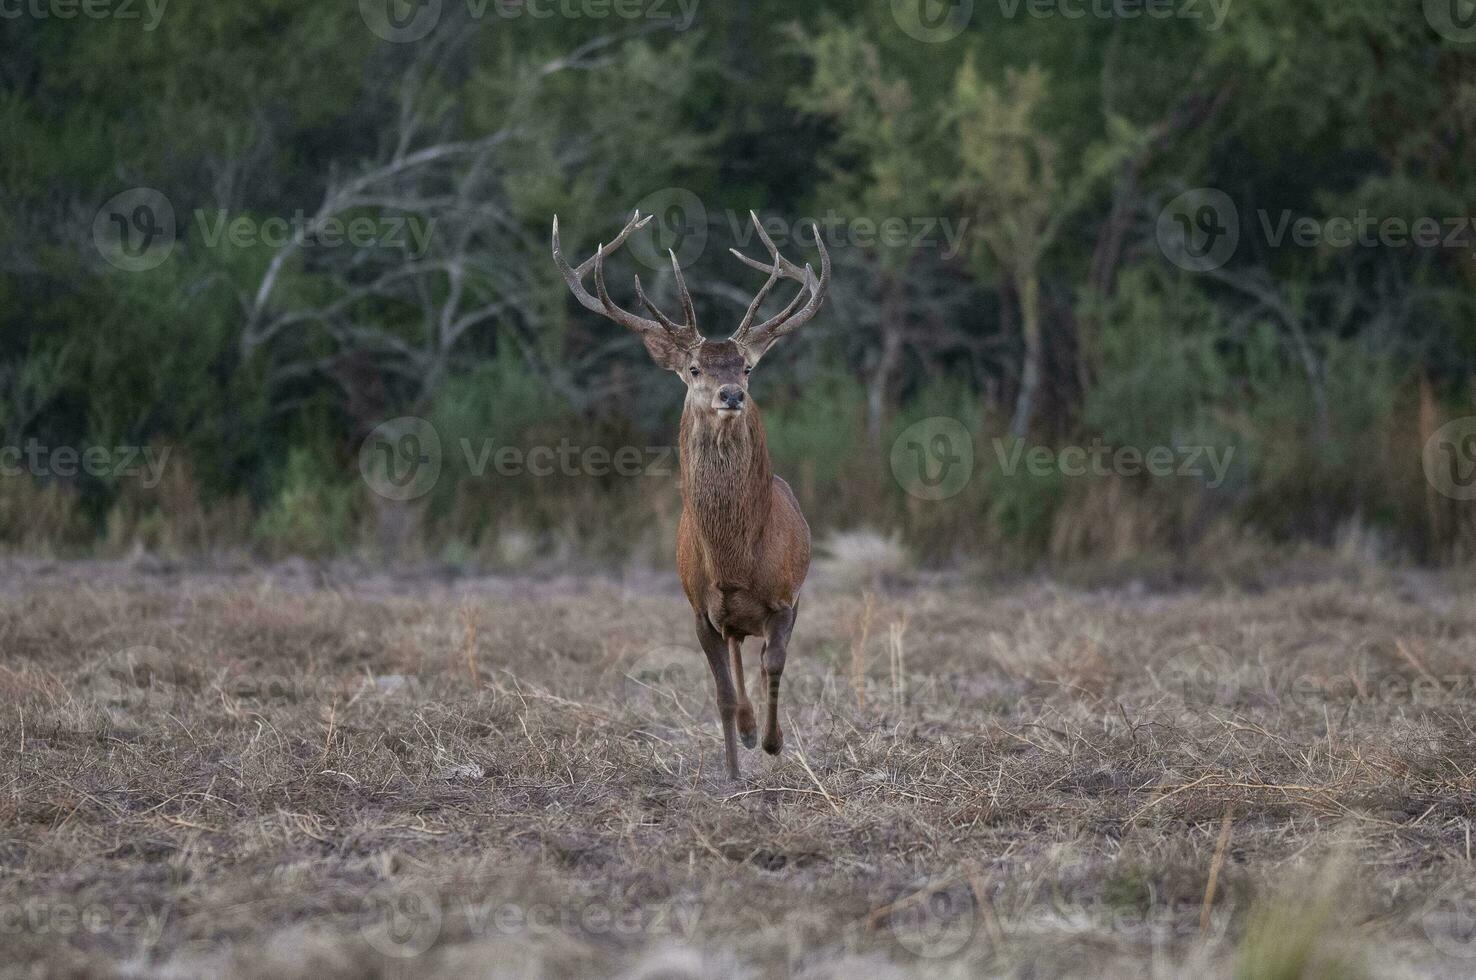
[683,341,751,420]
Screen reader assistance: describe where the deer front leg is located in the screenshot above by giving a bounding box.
[729,637,758,749]
[694,613,741,780]
[760,605,797,755]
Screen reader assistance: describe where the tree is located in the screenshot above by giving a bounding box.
[791,24,977,444]
[951,58,1137,438]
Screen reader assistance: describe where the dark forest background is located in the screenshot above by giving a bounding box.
[4,0,1476,572]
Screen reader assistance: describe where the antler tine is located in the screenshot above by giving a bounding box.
[669,249,696,329]
[729,210,809,280]
[728,216,831,348]
[552,210,652,316]
[764,264,812,326]
[594,240,664,338]
[753,229,829,339]
[731,256,784,346]
[552,211,703,348]
[633,274,690,338]
[592,243,620,320]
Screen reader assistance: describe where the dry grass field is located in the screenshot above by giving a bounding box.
[4,558,1476,978]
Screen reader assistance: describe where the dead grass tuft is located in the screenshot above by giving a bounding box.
[2,562,1475,977]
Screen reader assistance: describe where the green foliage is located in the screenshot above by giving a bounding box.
[434,352,574,466]
[428,350,579,536]
[2,3,1474,563]
[1084,268,1233,453]
[1235,867,1368,980]
[764,369,866,493]
[984,443,1067,551]
[789,22,943,269]
[254,448,358,559]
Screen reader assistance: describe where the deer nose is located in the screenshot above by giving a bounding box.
[718,386,745,410]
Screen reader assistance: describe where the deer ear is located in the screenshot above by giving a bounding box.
[638,331,692,374]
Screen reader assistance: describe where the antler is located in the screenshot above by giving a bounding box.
[728,211,831,356]
[551,211,703,351]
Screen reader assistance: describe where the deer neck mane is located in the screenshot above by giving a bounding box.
[679,402,772,579]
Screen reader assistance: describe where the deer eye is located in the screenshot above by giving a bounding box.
[689,366,700,376]
[744,366,752,375]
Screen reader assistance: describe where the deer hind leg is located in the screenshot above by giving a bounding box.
[729,637,758,749]
[695,613,741,780]
[760,604,797,756]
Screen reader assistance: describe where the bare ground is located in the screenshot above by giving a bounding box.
[3,560,1476,978]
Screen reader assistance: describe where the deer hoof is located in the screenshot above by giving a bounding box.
[737,707,757,748]
[762,730,783,755]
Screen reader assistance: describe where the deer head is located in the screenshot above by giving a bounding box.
[551,210,830,423]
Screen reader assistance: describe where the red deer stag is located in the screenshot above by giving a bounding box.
[552,210,830,779]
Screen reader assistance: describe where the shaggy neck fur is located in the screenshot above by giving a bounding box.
[679,401,772,585]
